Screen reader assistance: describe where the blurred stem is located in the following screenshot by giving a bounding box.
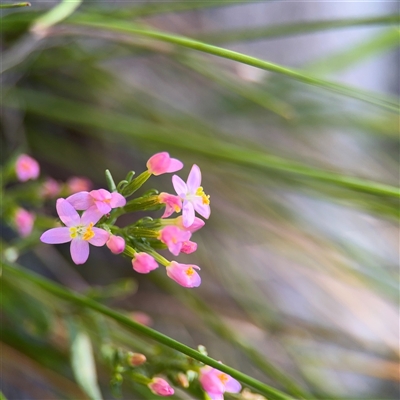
[68,17,398,112]
[3,262,295,400]
[3,88,399,198]
[0,2,30,8]
[197,15,400,43]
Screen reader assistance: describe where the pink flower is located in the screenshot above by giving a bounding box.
[40,199,109,265]
[147,152,183,176]
[166,261,201,288]
[41,178,61,198]
[172,164,210,227]
[132,252,158,274]
[66,176,92,194]
[15,154,40,182]
[14,208,35,237]
[158,226,191,256]
[148,377,174,396]
[158,193,182,218]
[106,235,125,254]
[175,216,205,232]
[66,189,126,215]
[199,366,241,400]
[180,240,197,254]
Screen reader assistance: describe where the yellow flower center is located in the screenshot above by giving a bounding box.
[195,187,210,205]
[69,222,95,241]
[218,373,228,384]
[186,266,194,276]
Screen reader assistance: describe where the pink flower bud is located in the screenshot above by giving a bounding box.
[66,176,92,194]
[14,208,35,237]
[106,235,125,254]
[132,252,158,274]
[148,377,174,396]
[146,152,183,176]
[175,216,205,232]
[15,154,40,182]
[41,178,61,198]
[166,261,201,288]
[180,240,197,254]
[128,352,147,366]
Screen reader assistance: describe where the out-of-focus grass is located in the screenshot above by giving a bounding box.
[1,2,399,400]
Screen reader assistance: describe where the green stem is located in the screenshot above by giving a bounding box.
[3,262,294,400]
[68,17,398,112]
[0,2,30,8]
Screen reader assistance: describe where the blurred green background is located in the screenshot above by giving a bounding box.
[1,1,399,399]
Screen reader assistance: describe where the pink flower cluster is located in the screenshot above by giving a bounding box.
[37,152,210,289]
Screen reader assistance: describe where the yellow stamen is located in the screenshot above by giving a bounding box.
[186,266,194,276]
[218,373,228,384]
[195,186,210,205]
[82,222,95,241]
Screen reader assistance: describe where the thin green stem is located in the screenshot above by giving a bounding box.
[3,262,294,400]
[0,2,30,8]
[67,17,398,112]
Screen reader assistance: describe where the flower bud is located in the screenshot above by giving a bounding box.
[14,208,35,237]
[128,352,147,366]
[66,176,92,194]
[15,154,40,182]
[176,373,189,388]
[148,377,174,396]
[132,253,158,274]
[106,235,125,254]
[147,152,183,176]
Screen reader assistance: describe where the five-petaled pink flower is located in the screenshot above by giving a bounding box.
[132,252,158,274]
[199,366,241,400]
[158,193,182,218]
[106,235,125,254]
[158,226,191,256]
[147,152,183,176]
[15,154,40,182]
[40,199,109,265]
[66,189,126,215]
[14,208,35,237]
[148,377,174,396]
[172,164,210,227]
[166,261,201,287]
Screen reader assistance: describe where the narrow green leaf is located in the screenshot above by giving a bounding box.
[67,17,398,112]
[70,327,103,400]
[197,15,400,43]
[4,262,295,400]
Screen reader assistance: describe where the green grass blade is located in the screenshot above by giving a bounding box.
[3,88,399,197]
[66,17,399,112]
[3,262,296,400]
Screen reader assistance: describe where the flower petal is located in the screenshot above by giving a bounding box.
[110,192,126,208]
[172,175,187,197]
[225,376,242,394]
[56,198,80,227]
[187,164,201,192]
[182,201,195,227]
[81,206,103,225]
[90,188,110,201]
[66,191,93,210]
[94,200,111,215]
[89,228,109,246]
[193,199,211,219]
[40,227,71,244]
[70,239,89,265]
[166,158,183,173]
